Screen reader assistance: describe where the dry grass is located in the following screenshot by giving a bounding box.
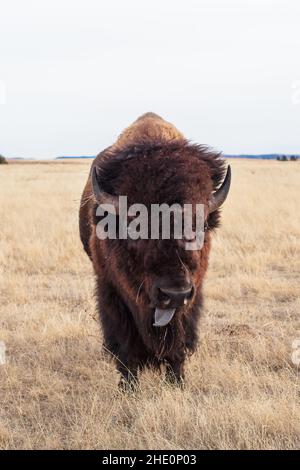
[0,159,299,450]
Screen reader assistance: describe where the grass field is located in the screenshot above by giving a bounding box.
[0,158,299,450]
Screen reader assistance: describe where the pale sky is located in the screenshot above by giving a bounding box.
[1,0,300,158]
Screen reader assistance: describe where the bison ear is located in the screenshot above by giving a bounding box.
[91,166,120,213]
[208,165,231,213]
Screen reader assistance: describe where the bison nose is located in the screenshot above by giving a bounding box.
[157,285,194,307]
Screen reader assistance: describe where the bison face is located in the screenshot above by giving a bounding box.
[114,216,213,329]
[92,143,231,329]
[143,242,197,327]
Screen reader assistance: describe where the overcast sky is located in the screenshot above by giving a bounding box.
[1,0,300,158]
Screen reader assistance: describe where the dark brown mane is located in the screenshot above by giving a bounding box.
[95,139,225,192]
[93,139,226,230]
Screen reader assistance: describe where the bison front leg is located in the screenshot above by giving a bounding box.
[117,362,138,392]
[97,282,141,391]
[165,358,185,387]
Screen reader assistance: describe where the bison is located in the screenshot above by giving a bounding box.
[79,112,231,389]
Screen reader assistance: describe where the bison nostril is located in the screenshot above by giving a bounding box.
[183,287,194,304]
[157,288,171,304]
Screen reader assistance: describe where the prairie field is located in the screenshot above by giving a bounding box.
[0,158,299,450]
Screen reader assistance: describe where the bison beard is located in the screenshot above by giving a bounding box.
[79,113,231,389]
[96,278,202,388]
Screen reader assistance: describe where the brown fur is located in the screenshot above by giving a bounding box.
[79,113,226,387]
[114,112,185,148]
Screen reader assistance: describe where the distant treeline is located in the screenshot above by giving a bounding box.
[3,154,299,162]
[56,154,300,161]
[275,155,299,161]
[225,154,299,161]
[56,156,94,159]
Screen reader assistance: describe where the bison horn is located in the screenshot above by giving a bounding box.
[92,166,119,213]
[208,165,231,214]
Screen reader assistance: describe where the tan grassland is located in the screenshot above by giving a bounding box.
[0,158,299,449]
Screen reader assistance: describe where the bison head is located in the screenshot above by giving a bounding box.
[91,141,231,345]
